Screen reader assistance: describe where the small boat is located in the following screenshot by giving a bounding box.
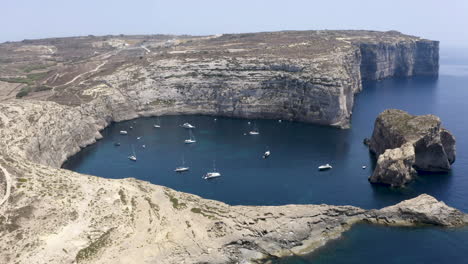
[175,156,189,172]
[184,130,196,144]
[249,123,259,135]
[203,160,221,180]
[128,145,137,161]
[114,142,121,146]
[318,164,332,171]
[120,130,128,135]
[130,126,133,129]
[214,118,217,121]
[278,120,282,123]
[154,117,161,128]
[182,123,195,129]
[137,137,141,140]
[142,145,146,148]
[362,165,367,169]
[247,121,251,125]
[263,150,271,159]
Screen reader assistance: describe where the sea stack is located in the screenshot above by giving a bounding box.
[368,109,456,187]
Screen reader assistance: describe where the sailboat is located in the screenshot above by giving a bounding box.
[203,160,221,179]
[175,156,189,172]
[154,117,161,128]
[184,130,196,144]
[249,123,260,135]
[263,150,271,159]
[128,145,137,161]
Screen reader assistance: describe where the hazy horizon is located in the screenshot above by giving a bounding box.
[3,0,468,48]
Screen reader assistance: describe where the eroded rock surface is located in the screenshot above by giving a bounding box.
[368,109,456,186]
[0,30,438,128]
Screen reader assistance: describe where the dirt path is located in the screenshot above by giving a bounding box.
[60,61,107,87]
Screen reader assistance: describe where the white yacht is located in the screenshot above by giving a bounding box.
[362,165,367,169]
[128,145,137,161]
[182,123,195,129]
[203,160,221,180]
[184,130,196,144]
[175,156,189,172]
[154,117,161,128]
[249,123,259,135]
[120,130,128,135]
[263,150,271,159]
[318,164,332,170]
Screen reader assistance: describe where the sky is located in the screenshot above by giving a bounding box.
[2,0,468,47]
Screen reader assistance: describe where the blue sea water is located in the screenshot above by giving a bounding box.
[63,48,468,263]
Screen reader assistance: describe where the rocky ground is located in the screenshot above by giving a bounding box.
[0,31,459,264]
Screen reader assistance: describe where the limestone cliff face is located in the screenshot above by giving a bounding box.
[359,39,439,80]
[368,109,456,187]
[0,30,439,129]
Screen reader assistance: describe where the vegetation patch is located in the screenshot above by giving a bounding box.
[21,64,51,73]
[149,99,176,106]
[190,207,217,219]
[75,228,115,262]
[165,191,187,210]
[118,189,127,205]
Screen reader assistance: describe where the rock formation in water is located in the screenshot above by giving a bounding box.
[0,30,438,129]
[368,109,456,186]
[0,31,456,264]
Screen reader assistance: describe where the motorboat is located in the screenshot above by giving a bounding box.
[114,142,121,146]
[119,130,128,135]
[362,165,367,169]
[182,123,195,129]
[318,164,332,170]
[142,145,146,148]
[263,150,271,159]
[137,137,141,140]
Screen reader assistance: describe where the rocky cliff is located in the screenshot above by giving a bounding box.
[0,30,438,129]
[368,109,456,186]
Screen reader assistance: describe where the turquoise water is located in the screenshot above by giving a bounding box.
[63,48,468,263]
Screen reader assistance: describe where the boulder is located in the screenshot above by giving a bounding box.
[369,143,416,187]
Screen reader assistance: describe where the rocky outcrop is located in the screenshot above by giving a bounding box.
[0,30,438,129]
[368,109,456,186]
[369,143,417,187]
